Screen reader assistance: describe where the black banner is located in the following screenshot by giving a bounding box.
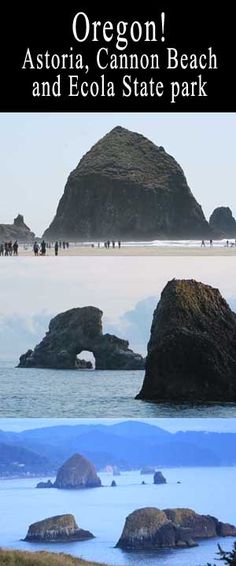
[0,2,234,111]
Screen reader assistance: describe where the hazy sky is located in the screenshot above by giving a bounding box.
[0,113,235,235]
[0,256,236,359]
[1,256,236,320]
[1,418,236,433]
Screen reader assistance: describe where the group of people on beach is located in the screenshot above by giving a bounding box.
[201,239,236,247]
[104,240,121,249]
[90,240,122,249]
[0,241,19,256]
[33,240,70,256]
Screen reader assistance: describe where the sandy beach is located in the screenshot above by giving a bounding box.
[17,244,236,257]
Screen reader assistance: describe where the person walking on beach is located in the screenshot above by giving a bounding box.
[13,241,18,255]
[41,240,46,256]
[33,241,39,256]
[0,243,4,256]
[4,242,9,256]
[201,240,205,247]
[54,241,59,256]
[118,241,121,249]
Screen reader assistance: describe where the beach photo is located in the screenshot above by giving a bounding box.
[0,417,236,566]
[0,113,236,256]
[0,255,236,417]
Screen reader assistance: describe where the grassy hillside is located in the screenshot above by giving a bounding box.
[0,549,109,566]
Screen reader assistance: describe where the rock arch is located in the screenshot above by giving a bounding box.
[18,306,145,370]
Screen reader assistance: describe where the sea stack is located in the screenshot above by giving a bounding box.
[0,214,35,242]
[24,514,94,542]
[136,279,236,402]
[43,126,211,241]
[116,507,236,550]
[154,471,167,484]
[209,206,236,237]
[116,507,196,549]
[17,306,144,370]
[54,453,102,489]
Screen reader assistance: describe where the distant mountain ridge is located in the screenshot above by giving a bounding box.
[0,421,236,477]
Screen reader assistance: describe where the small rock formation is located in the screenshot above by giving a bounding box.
[18,306,145,370]
[116,507,236,550]
[0,214,35,242]
[154,471,167,484]
[43,126,211,241]
[140,466,156,475]
[111,480,117,487]
[24,514,94,542]
[136,279,236,402]
[36,480,54,489]
[209,207,236,237]
[36,453,101,490]
[75,358,93,369]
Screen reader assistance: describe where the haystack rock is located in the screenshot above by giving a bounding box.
[43,126,211,241]
[136,279,236,402]
[116,507,236,550]
[209,206,236,237]
[24,514,94,542]
[54,453,102,489]
[18,306,144,370]
[0,214,35,242]
[154,471,167,484]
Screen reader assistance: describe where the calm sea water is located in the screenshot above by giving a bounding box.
[1,361,236,417]
[0,467,235,566]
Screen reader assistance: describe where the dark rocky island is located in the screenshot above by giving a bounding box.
[154,471,167,484]
[24,514,94,542]
[18,306,144,370]
[36,480,54,489]
[116,507,236,550]
[37,453,102,489]
[136,279,236,402]
[43,126,212,241]
[209,206,236,237]
[0,214,35,242]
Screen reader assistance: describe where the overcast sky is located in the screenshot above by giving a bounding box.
[0,256,236,359]
[1,256,236,320]
[0,113,235,235]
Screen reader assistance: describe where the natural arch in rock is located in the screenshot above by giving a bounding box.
[76,350,95,369]
[18,306,145,370]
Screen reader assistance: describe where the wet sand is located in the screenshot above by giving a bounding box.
[18,245,236,257]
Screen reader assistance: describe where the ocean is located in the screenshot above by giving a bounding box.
[0,467,235,566]
[1,361,236,418]
[20,238,236,250]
